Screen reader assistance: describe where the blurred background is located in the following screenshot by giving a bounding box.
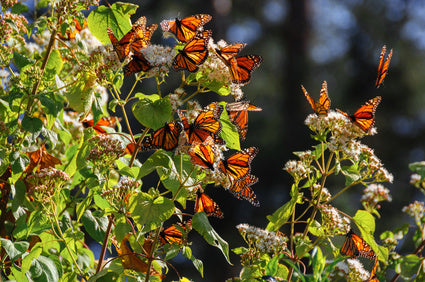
[109,0,425,280]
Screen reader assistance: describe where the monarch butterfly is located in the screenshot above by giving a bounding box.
[301,81,330,116]
[368,257,379,282]
[189,137,216,170]
[178,102,224,145]
[25,145,62,173]
[229,174,259,206]
[337,96,381,133]
[131,22,158,52]
[219,147,258,181]
[216,43,263,85]
[123,50,152,76]
[226,101,262,141]
[195,187,224,218]
[107,16,147,62]
[172,30,211,72]
[58,17,87,40]
[159,222,191,245]
[161,14,212,42]
[82,116,118,134]
[340,229,376,260]
[375,45,393,88]
[141,121,183,151]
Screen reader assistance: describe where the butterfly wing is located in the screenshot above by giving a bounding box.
[219,147,258,180]
[226,101,262,141]
[159,225,184,245]
[180,102,224,144]
[375,45,393,88]
[351,96,381,132]
[317,81,330,115]
[340,230,376,259]
[228,174,259,206]
[142,121,183,151]
[195,190,224,218]
[162,14,212,42]
[123,51,152,76]
[229,55,263,85]
[173,30,211,72]
[131,23,158,52]
[215,43,246,62]
[189,138,215,170]
[82,116,117,134]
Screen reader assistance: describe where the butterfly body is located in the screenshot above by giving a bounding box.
[226,101,262,140]
[219,147,258,181]
[189,137,216,170]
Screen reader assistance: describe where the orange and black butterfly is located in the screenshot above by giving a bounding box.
[340,229,376,260]
[189,137,216,170]
[195,187,224,218]
[159,222,191,245]
[161,14,212,42]
[375,45,393,88]
[123,51,152,76]
[58,18,87,40]
[337,96,381,133]
[226,101,262,141]
[219,147,258,181]
[368,257,379,282]
[178,102,224,145]
[229,174,259,207]
[82,116,118,134]
[301,81,330,116]
[25,145,62,173]
[141,121,183,151]
[216,43,263,85]
[172,30,211,72]
[130,22,157,52]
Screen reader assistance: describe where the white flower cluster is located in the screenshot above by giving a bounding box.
[319,204,350,236]
[402,201,425,220]
[236,223,288,254]
[361,183,392,206]
[141,44,175,77]
[283,160,310,179]
[334,259,370,282]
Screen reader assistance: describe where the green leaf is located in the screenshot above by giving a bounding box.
[28,255,59,282]
[13,51,35,70]
[87,3,137,44]
[340,163,360,186]
[93,194,112,211]
[11,179,26,213]
[192,212,231,264]
[65,72,97,114]
[43,49,63,79]
[409,161,425,178]
[219,105,240,151]
[399,254,422,279]
[22,116,43,133]
[10,153,29,174]
[132,96,172,130]
[128,192,174,232]
[311,247,325,280]
[138,150,173,178]
[0,238,29,261]
[22,245,42,274]
[81,210,109,243]
[266,189,299,231]
[38,93,62,117]
[11,2,29,14]
[182,246,204,277]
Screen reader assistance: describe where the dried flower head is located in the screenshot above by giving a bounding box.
[87,134,124,167]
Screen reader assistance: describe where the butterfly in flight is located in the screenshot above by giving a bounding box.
[141,121,183,151]
[219,147,258,181]
[195,186,224,218]
[301,81,330,116]
[340,229,376,260]
[189,137,216,170]
[161,14,212,42]
[226,101,262,141]
[375,45,393,88]
[337,96,381,133]
[216,43,263,85]
[82,116,118,134]
[108,16,157,62]
[173,30,211,72]
[228,174,259,207]
[178,102,224,145]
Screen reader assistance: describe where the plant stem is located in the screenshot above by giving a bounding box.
[95,214,115,273]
